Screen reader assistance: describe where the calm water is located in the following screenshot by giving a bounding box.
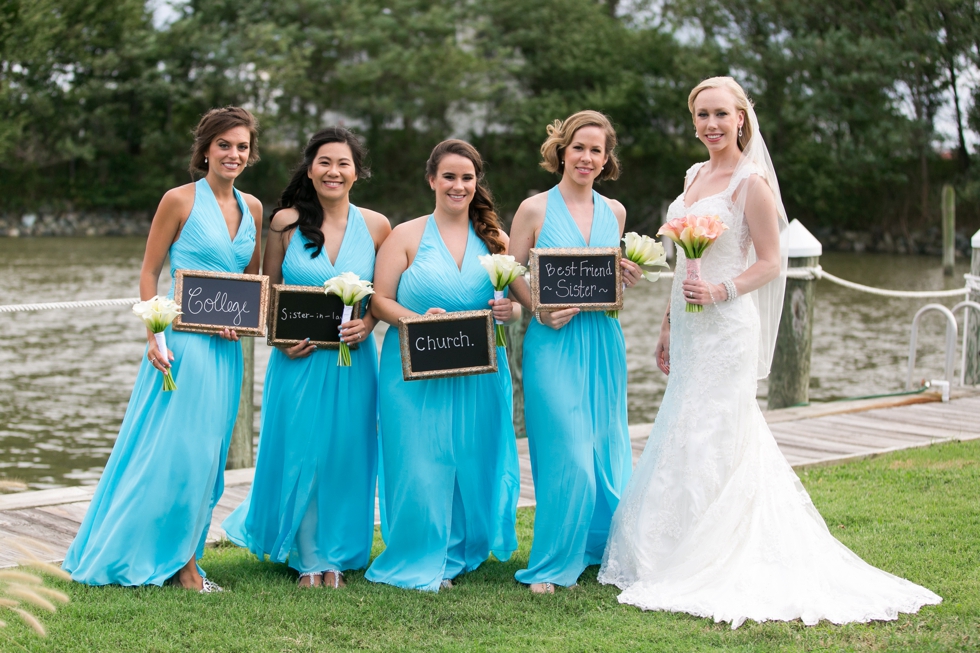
[0,237,972,489]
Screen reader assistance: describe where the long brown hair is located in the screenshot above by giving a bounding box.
[188,106,260,177]
[425,140,505,254]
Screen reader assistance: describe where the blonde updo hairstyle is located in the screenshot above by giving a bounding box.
[539,110,620,182]
[688,77,753,151]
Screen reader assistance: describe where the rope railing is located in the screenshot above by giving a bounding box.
[784,265,971,298]
[0,268,975,313]
[0,297,141,313]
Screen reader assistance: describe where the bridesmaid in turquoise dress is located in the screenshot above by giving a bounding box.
[222,127,390,588]
[63,107,263,592]
[366,140,521,591]
[509,111,643,592]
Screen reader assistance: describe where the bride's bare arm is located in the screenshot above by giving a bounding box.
[683,175,781,304]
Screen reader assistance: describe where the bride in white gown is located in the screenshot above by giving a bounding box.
[598,77,941,628]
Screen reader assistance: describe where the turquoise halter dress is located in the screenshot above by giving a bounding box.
[365,215,520,591]
[515,186,632,587]
[222,205,378,574]
[63,177,256,586]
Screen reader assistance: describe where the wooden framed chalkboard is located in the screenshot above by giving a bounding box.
[268,284,363,349]
[172,269,270,337]
[398,310,497,381]
[529,247,623,312]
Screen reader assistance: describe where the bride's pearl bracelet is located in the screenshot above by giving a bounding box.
[723,279,738,302]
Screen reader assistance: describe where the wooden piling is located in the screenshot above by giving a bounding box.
[506,309,532,437]
[769,220,823,410]
[227,337,255,469]
[965,231,980,385]
[942,184,955,276]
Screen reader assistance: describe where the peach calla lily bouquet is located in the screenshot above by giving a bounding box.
[657,215,728,313]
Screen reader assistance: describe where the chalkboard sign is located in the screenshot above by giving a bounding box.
[268,284,363,349]
[529,247,623,312]
[398,310,497,381]
[173,269,270,337]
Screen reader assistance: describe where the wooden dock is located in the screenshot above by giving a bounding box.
[2,390,979,569]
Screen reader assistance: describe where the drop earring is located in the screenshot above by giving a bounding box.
[694,129,698,138]
[204,157,208,164]
[738,126,743,139]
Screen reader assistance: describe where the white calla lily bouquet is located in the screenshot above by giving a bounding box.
[132,296,182,391]
[607,232,669,318]
[323,272,375,366]
[478,253,527,347]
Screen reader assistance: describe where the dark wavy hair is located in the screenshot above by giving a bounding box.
[273,127,371,258]
[188,106,260,177]
[425,140,505,254]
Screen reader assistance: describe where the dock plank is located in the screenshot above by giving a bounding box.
[3,392,979,569]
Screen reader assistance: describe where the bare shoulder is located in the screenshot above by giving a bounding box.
[239,192,264,225]
[157,183,196,216]
[511,192,548,232]
[269,207,298,231]
[359,207,393,237]
[597,193,627,222]
[389,216,428,242]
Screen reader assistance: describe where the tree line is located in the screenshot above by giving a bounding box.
[2,0,979,234]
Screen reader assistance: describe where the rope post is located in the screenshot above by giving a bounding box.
[227,337,255,469]
[966,230,980,385]
[769,219,822,410]
[942,184,956,277]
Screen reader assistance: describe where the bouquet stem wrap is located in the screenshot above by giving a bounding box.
[493,290,506,346]
[685,258,703,313]
[339,305,354,367]
[152,332,177,391]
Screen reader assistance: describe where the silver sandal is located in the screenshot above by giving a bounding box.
[199,578,224,594]
[529,582,554,594]
[439,578,454,590]
[298,572,320,588]
[322,570,344,588]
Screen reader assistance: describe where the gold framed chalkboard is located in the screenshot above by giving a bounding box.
[398,310,497,381]
[268,284,363,349]
[529,247,623,312]
[173,269,270,337]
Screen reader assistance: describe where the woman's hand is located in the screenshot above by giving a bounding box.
[217,328,240,342]
[340,318,370,345]
[488,297,514,323]
[621,259,643,288]
[656,326,670,375]
[538,307,579,330]
[278,338,316,359]
[147,337,174,372]
[681,278,726,306]
[425,307,447,315]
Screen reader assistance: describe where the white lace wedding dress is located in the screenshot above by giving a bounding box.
[597,162,941,628]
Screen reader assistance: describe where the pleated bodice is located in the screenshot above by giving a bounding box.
[168,177,256,294]
[536,186,620,249]
[395,215,495,313]
[281,204,375,286]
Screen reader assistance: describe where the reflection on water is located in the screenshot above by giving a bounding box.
[0,238,973,488]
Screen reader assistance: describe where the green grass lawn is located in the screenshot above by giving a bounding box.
[5,439,980,653]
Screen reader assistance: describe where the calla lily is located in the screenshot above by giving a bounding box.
[133,296,182,390]
[606,232,669,318]
[656,215,728,312]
